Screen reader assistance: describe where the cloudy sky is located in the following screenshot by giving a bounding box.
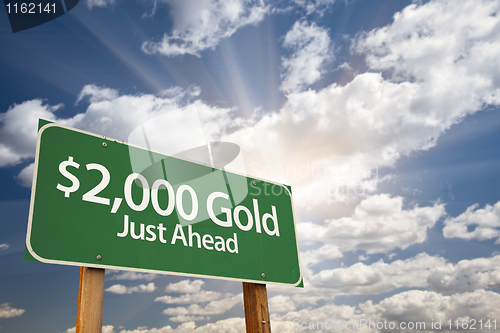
[1,0,500,332]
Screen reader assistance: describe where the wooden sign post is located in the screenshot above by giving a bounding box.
[243,282,271,333]
[74,271,271,333]
[76,267,105,333]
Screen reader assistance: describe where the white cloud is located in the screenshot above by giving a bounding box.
[280,21,332,93]
[273,289,500,333]
[141,0,268,57]
[354,0,500,131]
[443,201,500,243]
[64,85,210,143]
[157,280,232,319]
[103,326,115,333]
[387,253,397,260]
[0,303,25,318]
[169,315,209,323]
[427,255,500,293]
[189,318,245,333]
[76,84,119,103]
[118,318,245,333]
[357,0,500,106]
[165,279,205,294]
[298,194,445,254]
[63,325,114,333]
[116,323,190,333]
[360,289,500,333]
[0,100,60,167]
[293,0,336,16]
[85,0,115,10]
[108,271,158,281]
[15,162,34,188]
[0,85,233,186]
[162,293,242,317]
[308,253,444,295]
[155,291,221,304]
[306,253,500,297]
[269,295,296,313]
[0,244,9,251]
[272,302,370,332]
[105,282,156,294]
[358,254,369,261]
[224,0,500,208]
[299,243,343,278]
[159,85,201,99]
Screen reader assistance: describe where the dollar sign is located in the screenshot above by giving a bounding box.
[56,156,80,198]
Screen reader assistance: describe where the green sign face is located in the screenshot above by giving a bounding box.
[26,122,302,286]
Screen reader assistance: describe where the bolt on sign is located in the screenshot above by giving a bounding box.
[26,121,302,286]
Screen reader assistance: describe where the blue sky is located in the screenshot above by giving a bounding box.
[1,0,500,332]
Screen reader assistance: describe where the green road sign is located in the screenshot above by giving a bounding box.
[26,121,302,286]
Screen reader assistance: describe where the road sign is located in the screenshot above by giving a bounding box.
[26,121,302,286]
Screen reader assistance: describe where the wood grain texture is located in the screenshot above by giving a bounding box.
[243,282,271,333]
[76,267,105,333]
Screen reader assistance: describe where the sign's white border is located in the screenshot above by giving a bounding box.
[26,122,303,287]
